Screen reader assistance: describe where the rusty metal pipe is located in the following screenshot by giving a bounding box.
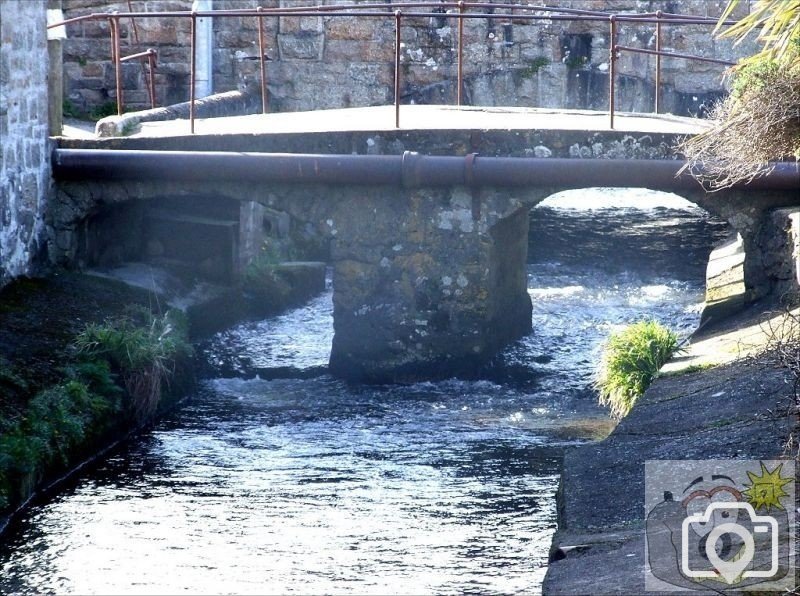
[655,11,662,114]
[53,150,406,186]
[119,48,157,62]
[49,4,736,24]
[51,149,800,192]
[119,48,159,108]
[111,15,123,116]
[127,0,141,47]
[147,50,157,108]
[49,10,735,26]
[126,0,152,104]
[615,45,735,66]
[457,1,464,106]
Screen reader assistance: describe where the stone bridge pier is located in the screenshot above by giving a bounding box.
[325,186,533,382]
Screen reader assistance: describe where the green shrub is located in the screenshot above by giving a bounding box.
[564,54,588,69]
[520,56,550,77]
[595,320,679,419]
[0,357,28,405]
[74,307,191,421]
[730,54,781,100]
[0,379,117,509]
[0,309,190,511]
[88,101,118,121]
[62,98,82,119]
[65,360,124,414]
[680,34,800,185]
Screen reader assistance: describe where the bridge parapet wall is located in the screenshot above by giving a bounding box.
[56,124,686,159]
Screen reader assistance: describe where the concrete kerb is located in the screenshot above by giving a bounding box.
[95,88,261,138]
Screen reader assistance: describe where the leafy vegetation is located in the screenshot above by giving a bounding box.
[242,241,292,304]
[0,358,28,398]
[595,320,679,419]
[0,307,191,511]
[74,307,191,421]
[0,367,120,510]
[564,54,588,69]
[88,101,118,122]
[716,0,800,68]
[62,98,82,119]
[520,56,550,77]
[681,3,800,188]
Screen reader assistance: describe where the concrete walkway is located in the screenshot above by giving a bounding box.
[60,105,710,140]
[543,303,797,594]
[662,306,799,375]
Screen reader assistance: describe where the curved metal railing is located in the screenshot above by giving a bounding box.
[48,2,738,133]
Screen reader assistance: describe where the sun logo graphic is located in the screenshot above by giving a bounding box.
[743,462,793,512]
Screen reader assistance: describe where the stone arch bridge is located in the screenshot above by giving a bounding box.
[52,114,800,382]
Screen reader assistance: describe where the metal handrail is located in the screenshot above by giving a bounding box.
[48,2,740,133]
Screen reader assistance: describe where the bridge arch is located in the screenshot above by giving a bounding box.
[59,190,276,283]
[526,187,734,318]
[506,182,800,313]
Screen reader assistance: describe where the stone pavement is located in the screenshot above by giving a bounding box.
[60,105,710,140]
[543,302,798,594]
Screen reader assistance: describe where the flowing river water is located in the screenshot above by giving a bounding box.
[0,189,729,594]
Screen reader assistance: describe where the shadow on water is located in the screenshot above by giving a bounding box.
[0,188,731,594]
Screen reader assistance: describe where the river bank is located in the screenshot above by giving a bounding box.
[542,299,799,594]
[0,263,325,537]
[0,273,195,535]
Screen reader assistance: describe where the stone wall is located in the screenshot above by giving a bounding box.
[0,0,51,287]
[61,0,758,116]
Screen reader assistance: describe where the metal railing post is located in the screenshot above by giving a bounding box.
[655,10,662,114]
[111,14,123,115]
[127,0,141,46]
[394,10,402,128]
[127,0,152,108]
[457,0,464,106]
[147,50,157,108]
[190,11,197,134]
[257,6,268,114]
[608,15,617,129]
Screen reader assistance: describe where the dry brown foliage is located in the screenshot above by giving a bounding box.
[679,62,800,190]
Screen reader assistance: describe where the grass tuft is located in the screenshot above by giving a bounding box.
[73,307,191,422]
[0,376,120,510]
[595,320,679,419]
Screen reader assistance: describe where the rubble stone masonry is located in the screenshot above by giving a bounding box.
[0,0,51,286]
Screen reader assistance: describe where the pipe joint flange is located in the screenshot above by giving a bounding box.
[401,151,422,189]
